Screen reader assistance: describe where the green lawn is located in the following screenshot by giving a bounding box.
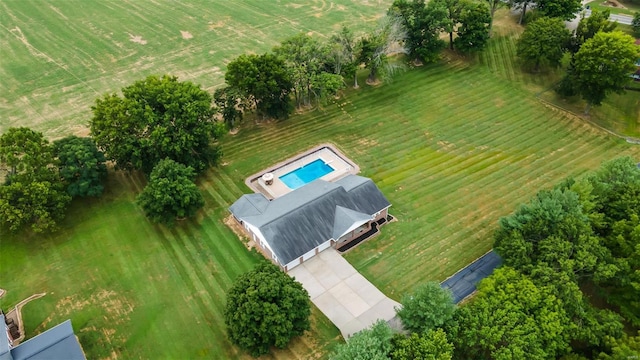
[585,0,640,16]
[2,6,640,360]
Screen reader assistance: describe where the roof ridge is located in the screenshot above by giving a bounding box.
[260,182,343,228]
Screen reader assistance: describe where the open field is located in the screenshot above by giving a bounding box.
[0,0,390,138]
[2,5,640,360]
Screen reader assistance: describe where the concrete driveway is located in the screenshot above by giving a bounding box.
[288,248,401,339]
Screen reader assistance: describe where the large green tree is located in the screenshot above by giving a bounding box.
[0,127,71,233]
[516,17,571,71]
[432,0,467,50]
[136,159,204,226]
[273,33,342,108]
[53,136,107,197]
[572,31,639,113]
[389,0,447,64]
[225,53,293,119]
[451,267,572,359]
[224,261,310,357]
[0,127,57,184]
[390,329,453,360]
[574,10,617,52]
[585,157,640,326]
[633,12,640,37]
[90,75,222,174]
[359,15,408,84]
[598,332,640,359]
[536,0,582,20]
[494,187,606,282]
[213,86,243,130]
[331,320,393,360]
[328,26,360,88]
[454,2,491,53]
[396,281,456,335]
[0,180,71,233]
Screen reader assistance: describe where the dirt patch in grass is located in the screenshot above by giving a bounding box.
[602,0,627,8]
[224,215,250,246]
[208,19,228,30]
[180,31,193,39]
[437,140,456,150]
[128,33,147,45]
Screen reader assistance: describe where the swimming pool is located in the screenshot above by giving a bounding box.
[279,159,335,189]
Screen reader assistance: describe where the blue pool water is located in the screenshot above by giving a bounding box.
[279,159,335,189]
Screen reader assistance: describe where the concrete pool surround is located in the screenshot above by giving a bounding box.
[246,144,360,199]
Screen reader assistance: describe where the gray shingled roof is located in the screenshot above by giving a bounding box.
[1,315,11,360]
[230,175,390,265]
[8,320,85,360]
[332,206,371,240]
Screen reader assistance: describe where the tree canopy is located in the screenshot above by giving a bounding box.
[0,127,71,233]
[225,53,293,119]
[516,17,571,71]
[454,2,491,53]
[584,157,640,326]
[136,159,204,225]
[432,0,467,50]
[331,320,393,360]
[572,31,639,111]
[329,26,360,87]
[273,33,343,108]
[396,281,456,334]
[494,187,606,283]
[224,261,310,356]
[53,136,107,197]
[389,0,447,63]
[0,127,57,184]
[390,329,453,360]
[536,0,582,20]
[633,12,640,37]
[574,10,617,51]
[359,15,408,84]
[90,75,222,174]
[451,267,572,359]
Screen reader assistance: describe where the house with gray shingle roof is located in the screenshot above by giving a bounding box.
[229,175,391,271]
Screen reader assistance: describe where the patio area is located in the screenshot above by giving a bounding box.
[245,144,359,199]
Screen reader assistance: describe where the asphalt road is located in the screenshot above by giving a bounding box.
[584,9,634,25]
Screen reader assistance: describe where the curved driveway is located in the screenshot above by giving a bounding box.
[288,248,401,339]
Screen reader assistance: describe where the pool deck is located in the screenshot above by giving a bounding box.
[245,144,359,199]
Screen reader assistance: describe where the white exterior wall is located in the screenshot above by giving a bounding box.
[317,239,332,252]
[302,248,316,261]
[284,239,333,272]
[245,222,270,252]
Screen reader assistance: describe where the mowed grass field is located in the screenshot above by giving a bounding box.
[2,5,640,360]
[0,0,389,138]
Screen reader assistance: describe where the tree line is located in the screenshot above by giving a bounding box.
[0,75,220,232]
[313,157,639,359]
[515,8,639,114]
[0,0,497,234]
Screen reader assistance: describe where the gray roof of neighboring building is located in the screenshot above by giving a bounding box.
[0,315,11,360]
[9,320,85,360]
[230,175,390,265]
